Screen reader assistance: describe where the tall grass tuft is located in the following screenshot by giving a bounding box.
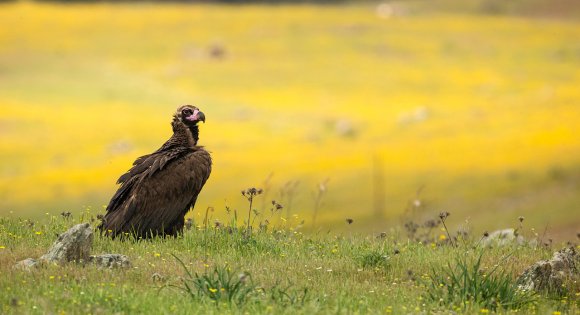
[167,254,311,309]
[357,250,390,269]
[268,283,310,307]
[425,250,536,311]
[169,255,256,307]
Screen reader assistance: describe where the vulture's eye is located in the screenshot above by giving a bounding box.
[182,108,193,116]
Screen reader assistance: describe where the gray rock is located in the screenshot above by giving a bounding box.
[13,258,38,271]
[517,246,579,293]
[39,223,93,264]
[481,228,525,248]
[89,254,131,269]
[13,223,130,271]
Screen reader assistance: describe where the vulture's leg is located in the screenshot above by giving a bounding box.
[166,216,185,237]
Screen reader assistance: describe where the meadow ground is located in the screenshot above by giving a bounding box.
[0,1,579,311]
[0,213,579,314]
[0,1,579,239]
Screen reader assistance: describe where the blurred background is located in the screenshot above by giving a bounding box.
[0,0,578,240]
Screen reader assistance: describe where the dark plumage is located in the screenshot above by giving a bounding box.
[99,105,211,238]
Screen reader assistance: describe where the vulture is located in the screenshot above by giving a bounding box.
[99,105,211,238]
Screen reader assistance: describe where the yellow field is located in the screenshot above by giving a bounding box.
[0,2,579,238]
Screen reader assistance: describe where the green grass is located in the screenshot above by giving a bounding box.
[425,250,537,311]
[1,213,578,314]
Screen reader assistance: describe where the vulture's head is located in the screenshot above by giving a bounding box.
[175,105,205,127]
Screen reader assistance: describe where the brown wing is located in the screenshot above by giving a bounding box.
[101,148,211,238]
[106,146,191,213]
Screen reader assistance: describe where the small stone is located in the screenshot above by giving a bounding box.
[481,228,524,248]
[39,223,93,264]
[151,273,165,282]
[13,258,38,271]
[89,254,131,269]
[335,119,356,138]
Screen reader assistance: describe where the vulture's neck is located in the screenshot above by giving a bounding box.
[162,120,199,150]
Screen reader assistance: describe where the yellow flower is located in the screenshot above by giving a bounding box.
[154,253,161,257]
[552,312,561,315]
[0,246,5,249]
[35,231,42,235]
[480,309,489,314]
[49,276,55,280]
[209,288,217,293]
[439,234,447,240]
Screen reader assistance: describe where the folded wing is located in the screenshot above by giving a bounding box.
[100,147,211,238]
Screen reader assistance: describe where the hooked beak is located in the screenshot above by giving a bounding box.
[186,109,206,123]
[196,111,206,123]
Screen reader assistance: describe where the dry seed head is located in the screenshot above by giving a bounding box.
[518,216,525,223]
[346,218,354,225]
[424,219,439,228]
